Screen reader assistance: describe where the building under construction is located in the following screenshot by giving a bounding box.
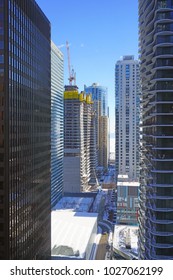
[63,85,95,192]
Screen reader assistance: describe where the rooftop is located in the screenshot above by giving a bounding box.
[113,225,138,259]
[117,181,140,187]
[118,174,129,179]
[52,195,94,212]
[51,211,98,259]
[123,55,134,60]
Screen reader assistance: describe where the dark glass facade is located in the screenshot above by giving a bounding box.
[0,0,51,259]
[139,0,173,259]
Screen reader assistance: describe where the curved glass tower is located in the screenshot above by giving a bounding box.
[139,0,173,259]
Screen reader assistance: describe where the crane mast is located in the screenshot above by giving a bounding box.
[66,41,76,85]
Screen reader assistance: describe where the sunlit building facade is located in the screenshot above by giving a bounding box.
[51,42,64,207]
[115,56,140,180]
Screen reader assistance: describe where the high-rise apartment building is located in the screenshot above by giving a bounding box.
[89,109,97,185]
[51,41,64,207]
[63,86,93,193]
[99,116,109,168]
[115,56,140,180]
[139,0,173,260]
[0,0,51,259]
[84,83,109,170]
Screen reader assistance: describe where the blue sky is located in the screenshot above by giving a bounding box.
[36,0,138,133]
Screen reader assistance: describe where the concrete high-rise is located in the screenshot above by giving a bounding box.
[99,116,109,168]
[0,0,51,259]
[84,83,109,170]
[63,86,93,193]
[115,56,140,180]
[139,0,173,260]
[51,42,64,207]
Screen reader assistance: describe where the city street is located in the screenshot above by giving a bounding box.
[95,233,108,260]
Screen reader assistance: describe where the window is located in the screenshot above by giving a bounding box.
[157,0,167,8]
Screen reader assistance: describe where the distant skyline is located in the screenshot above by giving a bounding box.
[36,0,139,134]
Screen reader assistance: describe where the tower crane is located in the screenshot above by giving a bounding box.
[66,41,76,85]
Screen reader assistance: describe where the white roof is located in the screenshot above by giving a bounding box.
[113,225,138,259]
[118,174,129,179]
[51,211,98,259]
[52,196,94,212]
[117,181,140,187]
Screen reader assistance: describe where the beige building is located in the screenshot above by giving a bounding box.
[99,115,109,169]
[115,56,140,180]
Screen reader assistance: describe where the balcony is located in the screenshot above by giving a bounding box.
[150,229,173,236]
[149,253,173,260]
[146,210,156,221]
[146,203,173,211]
[151,169,173,173]
[152,158,173,162]
[149,183,173,187]
[147,193,173,200]
[152,241,173,248]
[145,211,173,227]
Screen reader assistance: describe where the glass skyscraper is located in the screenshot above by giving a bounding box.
[0,0,51,259]
[84,83,108,116]
[51,41,64,207]
[84,83,109,169]
[139,0,173,259]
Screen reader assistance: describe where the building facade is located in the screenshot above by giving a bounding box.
[84,83,108,116]
[99,116,109,169]
[84,83,109,170]
[139,0,173,260]
[0,0,51,259]
[63,86,93,193]
[116,176,139,225]
[115,56,140,180]
[51,41,64,207]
